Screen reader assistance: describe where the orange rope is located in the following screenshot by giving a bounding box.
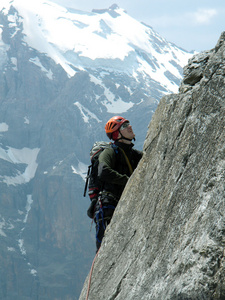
[86,248,100,300]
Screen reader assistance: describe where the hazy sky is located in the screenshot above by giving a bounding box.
[52,0,225,52]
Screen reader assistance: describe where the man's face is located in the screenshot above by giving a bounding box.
[120,121,135,141]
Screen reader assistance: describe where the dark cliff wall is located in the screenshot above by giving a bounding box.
[79,32,225,300]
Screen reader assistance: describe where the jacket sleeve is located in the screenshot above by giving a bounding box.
[98,148,129,186]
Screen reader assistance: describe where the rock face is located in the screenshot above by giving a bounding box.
[79,32,225,300]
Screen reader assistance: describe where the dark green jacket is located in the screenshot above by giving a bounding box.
[98,141,142,199]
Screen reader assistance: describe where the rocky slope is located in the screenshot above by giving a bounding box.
[79,32,225,300]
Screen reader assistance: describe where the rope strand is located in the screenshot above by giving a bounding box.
[86,248,100,300]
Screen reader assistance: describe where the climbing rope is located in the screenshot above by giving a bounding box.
[86,247,100,300]
[119,147,133,175]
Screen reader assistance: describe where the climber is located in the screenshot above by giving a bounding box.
[94,116,142,251]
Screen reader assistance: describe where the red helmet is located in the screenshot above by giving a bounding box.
[105,116,129,140]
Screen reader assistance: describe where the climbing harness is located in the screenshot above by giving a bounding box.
[95,196,115,245]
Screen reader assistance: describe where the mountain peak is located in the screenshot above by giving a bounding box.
[92,4,122,17]
[109,3,120,10]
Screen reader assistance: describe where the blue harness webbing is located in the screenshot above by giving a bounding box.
[95,204,115,244]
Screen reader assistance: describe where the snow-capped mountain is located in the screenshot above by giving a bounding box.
[0,0,194,299]
[0,0,193,96]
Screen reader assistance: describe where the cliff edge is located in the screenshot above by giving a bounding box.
[79,32,225,300]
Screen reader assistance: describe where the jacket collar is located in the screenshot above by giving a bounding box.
[115,141,134,151]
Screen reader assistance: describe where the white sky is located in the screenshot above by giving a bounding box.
[52,0,225,52]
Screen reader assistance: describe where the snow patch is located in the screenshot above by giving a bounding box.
[0,147,40,186]
[124,85,133,95]
[0,215,14,237]
[0,122,9,132]
[18,238,26,255]
[7,12,18,26]
[89,74,134,113]
[0,0,11,13]
[27,263,38,276]
[29,56,53,79]
[6,11,21,38]
[136,53,181,93]
[7,247,16,252]
[89,74,103,86]
[71,161,88,181]
[0,217,7,237]
[102,94,134,113]
[30,268,37,276]
[74,101,101,123]
[24,116,30,124]
[11,57,18,71]
[0,25,10,70]
[23,195,33,223]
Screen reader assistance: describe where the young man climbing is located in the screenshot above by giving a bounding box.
[94,116,142,251]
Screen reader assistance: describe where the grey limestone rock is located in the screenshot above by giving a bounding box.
[79,32,225,300]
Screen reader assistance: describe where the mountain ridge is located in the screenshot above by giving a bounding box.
[0,0,193,92]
